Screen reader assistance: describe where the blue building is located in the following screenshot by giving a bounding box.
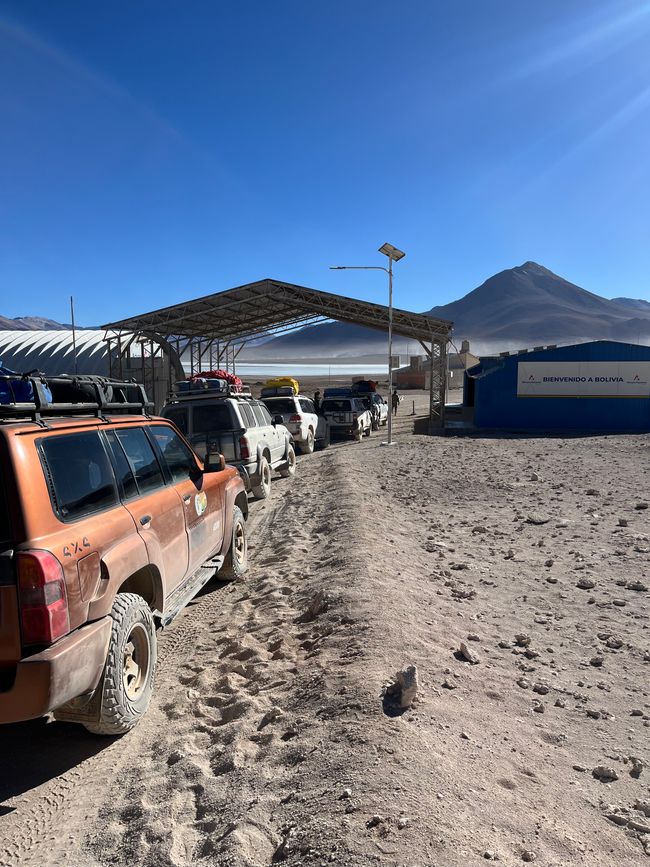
[463,341,650,431]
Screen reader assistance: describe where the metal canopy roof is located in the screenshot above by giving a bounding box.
[103,278,453,345]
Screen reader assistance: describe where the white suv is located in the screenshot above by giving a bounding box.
[261,394,330,454]
[320,397,373,441]
[162,388,296,499]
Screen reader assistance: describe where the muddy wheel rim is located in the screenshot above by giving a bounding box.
[234,520,246,566]
[123,623,150,701]
[263,463,270,488]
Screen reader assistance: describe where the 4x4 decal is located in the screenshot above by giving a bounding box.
[62,537,91,558]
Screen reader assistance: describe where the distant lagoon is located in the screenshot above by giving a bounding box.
[183,362,390,378]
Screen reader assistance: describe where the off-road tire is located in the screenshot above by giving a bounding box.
[251,456,271,499]
[220,505,248,581]
[83,593,157,736]
[279,444,297,478]
[300,429,315,455]
[354,427,363,442]
[371,414,379,431]
[364,424,372,437]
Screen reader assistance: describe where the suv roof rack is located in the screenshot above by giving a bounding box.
[0,373,152,425]
[168,380,253,402]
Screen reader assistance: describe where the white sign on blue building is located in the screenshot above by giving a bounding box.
[518,361,650,398]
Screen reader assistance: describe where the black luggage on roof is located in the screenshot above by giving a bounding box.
[0,372,151,422]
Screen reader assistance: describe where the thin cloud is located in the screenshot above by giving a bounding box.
[0,17,184,143]
[510,0,650,80]
[0,15,237,182]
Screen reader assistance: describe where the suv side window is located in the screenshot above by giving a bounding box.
[104,430,138,499]
[251,403,270,426]
[239,403,257,428]
[149,425,198,484]
[300,399,314,413]
[114,427,164,494]
[40,432,118,521]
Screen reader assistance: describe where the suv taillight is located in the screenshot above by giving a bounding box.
[17,550,70,646]
[289,414,301,423]
[239,436,250,460]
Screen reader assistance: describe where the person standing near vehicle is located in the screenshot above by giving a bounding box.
[314,390,321,414]
[392,388,400,416]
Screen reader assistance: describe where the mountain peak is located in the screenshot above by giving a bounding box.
[515,261,553,275]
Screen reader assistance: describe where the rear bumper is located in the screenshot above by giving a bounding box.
[328,424,358,437]
[0,617,112,724]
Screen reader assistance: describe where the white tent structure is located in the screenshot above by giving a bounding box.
[0,330,109,376]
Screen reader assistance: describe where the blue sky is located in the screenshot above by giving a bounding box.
[1,0,649,326]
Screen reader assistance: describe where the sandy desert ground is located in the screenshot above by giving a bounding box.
[0,389,649,867]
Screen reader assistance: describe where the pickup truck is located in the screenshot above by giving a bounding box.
[320,396,373,441]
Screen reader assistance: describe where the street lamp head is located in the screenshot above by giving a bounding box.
[378,242,406,262]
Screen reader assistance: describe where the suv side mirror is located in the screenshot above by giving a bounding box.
[272,414,284,426]
[204,453,226,472]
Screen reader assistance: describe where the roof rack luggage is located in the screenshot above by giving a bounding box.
[323,386,354,398]
[260,385,296,398]
[264,377,299,394]
[0,372,151,423]
[169,379,253,401]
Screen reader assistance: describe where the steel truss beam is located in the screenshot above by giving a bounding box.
[103,278,454,431]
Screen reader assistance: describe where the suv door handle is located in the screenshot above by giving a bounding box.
[140,515,152,526]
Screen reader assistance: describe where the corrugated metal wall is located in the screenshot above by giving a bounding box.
[0,330,109,376]
[466,341,650,431]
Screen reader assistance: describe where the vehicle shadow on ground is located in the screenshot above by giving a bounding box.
[0,716,112,807]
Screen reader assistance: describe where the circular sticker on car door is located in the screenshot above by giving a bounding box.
[195,491,208,516]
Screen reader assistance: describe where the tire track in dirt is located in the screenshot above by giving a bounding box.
[82,449,351,867]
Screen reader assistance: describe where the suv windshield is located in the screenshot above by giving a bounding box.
[322,399,351,412]
[263,398,296,415]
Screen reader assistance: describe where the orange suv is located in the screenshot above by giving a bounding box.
[0,373,248,734]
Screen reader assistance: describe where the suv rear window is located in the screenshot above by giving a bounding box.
[263,398,296,415]
[322,399,351,412]
[192,403,234,435]
[41,432,118,521]
[164,407,187,435]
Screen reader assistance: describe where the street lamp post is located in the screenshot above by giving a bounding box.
[330,242,406,445]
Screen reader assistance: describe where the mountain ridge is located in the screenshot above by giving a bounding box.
[243,261,650,356]
[0,315,74,331]
[2,263,650,355]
